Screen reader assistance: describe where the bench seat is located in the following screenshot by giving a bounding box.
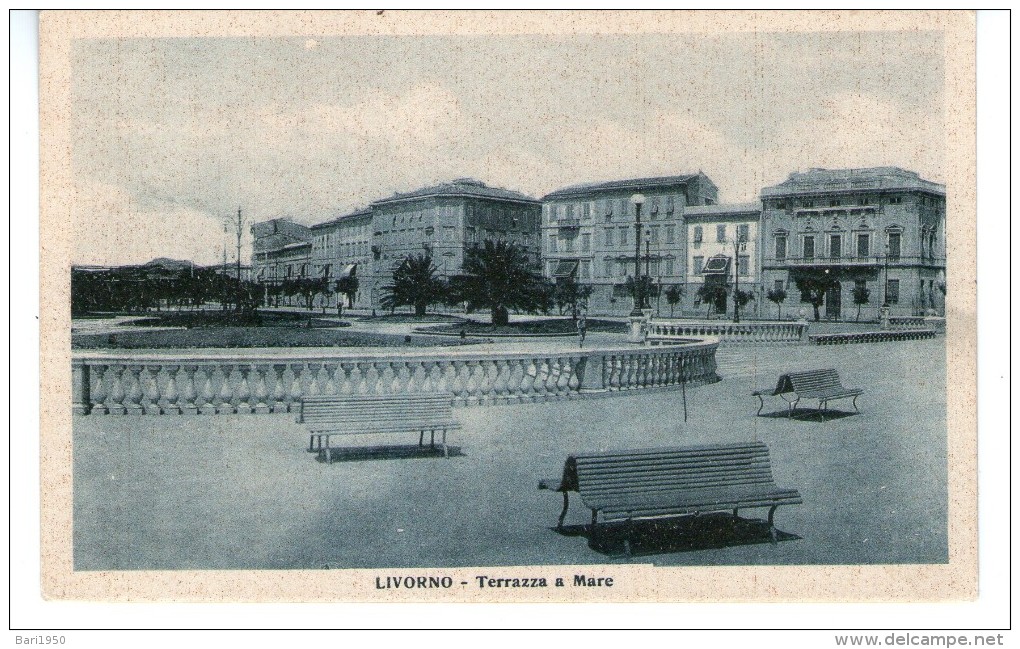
[754,368,862,420]
[298,393,459,462]
[539,442,802,555]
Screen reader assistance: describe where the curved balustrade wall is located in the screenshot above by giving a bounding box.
[646,320,808,344]
[71,341,719,415]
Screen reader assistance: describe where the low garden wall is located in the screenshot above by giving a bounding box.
[72,339,720,415]
[646,320,809,344]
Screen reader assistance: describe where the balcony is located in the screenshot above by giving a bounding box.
[556,218,582,229]
[762,255,946,269]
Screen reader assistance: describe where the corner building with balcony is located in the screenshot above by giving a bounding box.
[682,203,762,318]
[250,218,313,307]
[541,173,719,316]
[367,178,542,308]
[760,167,946,320]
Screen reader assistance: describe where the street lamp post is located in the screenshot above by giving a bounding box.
[630,193,646,316]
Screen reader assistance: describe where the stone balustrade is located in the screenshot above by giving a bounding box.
[646,320,809,344]
[71,341,720,415]
[888,315,945,333]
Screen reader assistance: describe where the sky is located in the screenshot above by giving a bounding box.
[70,30,945,266]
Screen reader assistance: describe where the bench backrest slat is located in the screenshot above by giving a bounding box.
[560,442,780,496]
[786,369,844,393]
[298,394,456,425]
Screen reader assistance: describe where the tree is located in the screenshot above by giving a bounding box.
[380,253,446,317]
[334,274,360,313]
[794,274,836,322]
[852,284,870,322]
[623,275,655,310]
[734,289,755,311]
[766,287,788,320]
[448,240,547,326]
[664,285,683,317]
[696,283,728,318]
[553,276,593,320]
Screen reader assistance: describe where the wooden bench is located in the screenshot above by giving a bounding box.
[297,393,460,463]
[753,368,862,420]
[538,442,802,555]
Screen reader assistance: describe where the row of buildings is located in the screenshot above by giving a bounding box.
[251,167,946,320]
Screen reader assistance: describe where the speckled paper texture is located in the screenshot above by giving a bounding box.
[40,10,976,603]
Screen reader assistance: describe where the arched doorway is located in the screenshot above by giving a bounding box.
[825,281,842,320]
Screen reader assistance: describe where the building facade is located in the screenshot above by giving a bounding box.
[250,218,312,307]
[309,208,373,309]
[367,178,542,308]
[681,203,762,318]
[540,174,719,316]
[759,167,946,320]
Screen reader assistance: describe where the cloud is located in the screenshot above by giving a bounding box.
[71,181,233,266]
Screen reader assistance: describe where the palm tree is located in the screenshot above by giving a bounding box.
[380,253,446,317]
[448,240,546,326]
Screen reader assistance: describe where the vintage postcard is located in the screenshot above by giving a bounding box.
[40,10,977,603]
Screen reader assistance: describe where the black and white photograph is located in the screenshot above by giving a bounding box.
[34,10,981,609]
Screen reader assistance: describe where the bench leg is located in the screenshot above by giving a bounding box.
[589,509,599,545]
[418,430,424,447]
[309,434,315,452]
[431,430,436,449]
[623,518,633,559]
[326,435,333,464]
[819,400,827,421]
[790,397,799,418]
[442,429,448,458]
[767,505,779,544]
[557,492,570,530]
[852,395,860,413]
[756,394,764,416]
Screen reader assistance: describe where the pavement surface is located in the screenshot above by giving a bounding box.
[72,336,947,570]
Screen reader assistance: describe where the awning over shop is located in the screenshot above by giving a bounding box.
[702,255,731,275]
[339,263,357,279]
[552,260,579,278]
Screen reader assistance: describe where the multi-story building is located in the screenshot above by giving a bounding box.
[682,203,762,317]
[309,207,373,309]
[250,218,312,307]
[367,178,542,307]
[540,173,719,315]
[760,167,946,320]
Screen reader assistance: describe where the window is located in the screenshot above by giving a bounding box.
[776,202,786,210]
[716,224,726,242]
[737,224,749,243]
[803,236,815,260]
[889,196,902,205]
[665,258,674,275]
[886,279,900,304]
[620,227,629,246]
[581,233,591,253]
[774,279,785,293]
[859,196,869,206]
[548,236,557,253]
[649,226,659,244]
[888,232,901,260]
[929,231,937,258]
[604,228,614,247]
[604,200,613,221]
[666,195,675,213]
[829,234,841,259]
[803,200,815,208]
[563,235,575,253]
[775,235,787,260]
[693,256,704,275]
[580,260,591,279]
[857,233,870,258]
[693,226,703,243]
[604,259,613,277]
[619,198,628,217]
[830,199,840,207]
[738,255,750,276]
[649,196,659,215]
[666,224,675,244]
[582,202,590,220]
[565,204,574,220]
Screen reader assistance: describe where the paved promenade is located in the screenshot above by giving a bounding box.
[72,336,947,570]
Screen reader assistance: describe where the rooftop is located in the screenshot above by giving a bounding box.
[761,167,945,197]
[543,174,703,200]
[684,202,761,217]
[373,178,539,205]
[311,207,374,230]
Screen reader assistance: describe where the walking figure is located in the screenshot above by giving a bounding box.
[576,314,587,349]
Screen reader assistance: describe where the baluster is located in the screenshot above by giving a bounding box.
[235,365,253,414]
[365,362,382,395]
[520,359,537,401]
[322,363,338,395]
[140,367,160,412]
[90,364,108,414]
[270,364,287,412]
[72,362,91,415]
[507,359,525,402]
[417,361,433,393]
[378,362,394,394]
[337,362,354,395]
[212,364,232,414]
[198,366,217,415]
[567,356,580,394]
[289,363,306,405]
[253,364,270,413]
[556,357,571,395]
[179,365,198,415]
[107,365,127,415]
[123,365,144,415]
[307,363,322,396]
[351,362,367,395]
[463,360,481,405]
[163,365,181,414]
[492,359,509,402]
[405,361,422,394]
